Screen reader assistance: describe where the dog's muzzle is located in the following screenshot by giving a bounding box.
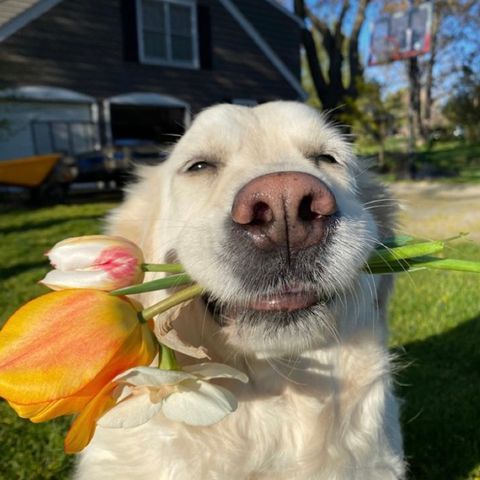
[231,171,337,252]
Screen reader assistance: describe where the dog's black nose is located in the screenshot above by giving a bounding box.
[231,171,337,251]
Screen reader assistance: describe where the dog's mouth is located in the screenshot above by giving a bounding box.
[204,285,332,320]
[243,288,319,312]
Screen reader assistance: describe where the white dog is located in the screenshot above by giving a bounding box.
[75,102,405,479]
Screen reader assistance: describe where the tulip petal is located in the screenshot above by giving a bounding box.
[0,290,140,404]
[97,389,164,429]
[41,269,114,291]
[184,363,249,383]
[9,395,90,423]
[44,235,144,291]
[162,379,238,426]
[64,382,118,454]
[68,320,157,405]
[114,366,193,387]
[47,235,143,272]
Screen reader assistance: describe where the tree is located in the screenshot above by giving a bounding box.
[421,0,479,139]
[442,67,480,142]
[294,0,371,112]
[341,81,402,168]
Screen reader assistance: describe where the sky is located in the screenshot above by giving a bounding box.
[282,0,479,99]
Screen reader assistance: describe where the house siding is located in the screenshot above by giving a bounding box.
[0,0,302,113]
[232,0,301,80]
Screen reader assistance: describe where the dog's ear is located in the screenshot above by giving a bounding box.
[105,165,159,253]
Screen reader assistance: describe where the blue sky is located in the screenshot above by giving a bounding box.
[287,0,480,99]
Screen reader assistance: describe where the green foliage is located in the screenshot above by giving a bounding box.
[356,139,480,183]
[341,81,404,167]
[0,202,479,479]
[342,81,391,140]
[442,70,480,143]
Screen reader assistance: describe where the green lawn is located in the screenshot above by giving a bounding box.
[357,140,480,183]
[0,201,479,479]
[0,202,115,480]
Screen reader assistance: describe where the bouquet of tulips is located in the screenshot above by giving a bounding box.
[0,234,478,453]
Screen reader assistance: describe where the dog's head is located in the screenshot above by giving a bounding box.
[108,102,395,355]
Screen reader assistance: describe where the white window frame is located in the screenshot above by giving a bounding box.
[136,0,199,69]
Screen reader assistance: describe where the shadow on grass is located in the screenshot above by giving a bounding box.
[0,214,104,235]
[396,314,480,480]
[0,261,48,281]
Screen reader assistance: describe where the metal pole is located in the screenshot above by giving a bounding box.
[407,0,416,179]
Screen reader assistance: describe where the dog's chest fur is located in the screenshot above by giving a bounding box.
[76,336,403,480]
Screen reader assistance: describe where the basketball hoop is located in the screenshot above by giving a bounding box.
[368,1,432,66]
[369,35,401,66]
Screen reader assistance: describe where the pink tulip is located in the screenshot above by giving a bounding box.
[41,235,145,291]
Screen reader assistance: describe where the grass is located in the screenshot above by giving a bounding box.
[0,199,479,479]
[390,242,480,480]
[0,202,115,480]
[356,140,480,184]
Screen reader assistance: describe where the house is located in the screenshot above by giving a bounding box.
[0,0,305,161]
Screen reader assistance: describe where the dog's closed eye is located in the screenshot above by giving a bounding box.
[183,157,220,174]
[187,161,215,172]
[308,154,338,167]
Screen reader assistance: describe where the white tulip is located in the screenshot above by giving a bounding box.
[98,363,249,428]
[40,235,144,291]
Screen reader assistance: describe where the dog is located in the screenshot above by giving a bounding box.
[75,101,405,479]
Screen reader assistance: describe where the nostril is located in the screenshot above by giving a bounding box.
[298,195,318,222]
[251,201,273,225]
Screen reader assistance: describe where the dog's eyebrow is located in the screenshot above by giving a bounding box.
[186,153,224,165]
[300,147,338,160]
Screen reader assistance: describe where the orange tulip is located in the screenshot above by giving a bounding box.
[0,289,157,453]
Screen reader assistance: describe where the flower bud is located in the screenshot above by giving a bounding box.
[41,235,144,291]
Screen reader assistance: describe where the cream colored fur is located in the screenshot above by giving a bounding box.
[75,102,405,479]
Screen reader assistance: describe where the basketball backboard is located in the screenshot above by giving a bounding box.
[368,2,432,66]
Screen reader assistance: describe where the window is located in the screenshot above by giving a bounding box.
[32,121,99,155]
[137,0,198,68]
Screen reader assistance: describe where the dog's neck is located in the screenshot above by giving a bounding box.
[164,286,388,394]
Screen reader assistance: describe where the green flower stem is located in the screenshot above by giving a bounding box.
[110,274,192,296]
[158,342,180,370]
[141,284,203,321]
[142,263,184,273]
[364,256,480,274]
[366,240,445,266]
[409,257,480,273]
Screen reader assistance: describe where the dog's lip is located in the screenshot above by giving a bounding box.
[204,287,328,315]
[246,289,318,312]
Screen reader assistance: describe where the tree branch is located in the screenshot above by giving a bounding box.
[334,0,350,40]
[294,0,328,104]
[347,0,370,96]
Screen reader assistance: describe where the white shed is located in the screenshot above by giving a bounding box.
[0,86,100,161]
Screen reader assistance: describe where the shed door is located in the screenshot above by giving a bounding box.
[110,104,185,144]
